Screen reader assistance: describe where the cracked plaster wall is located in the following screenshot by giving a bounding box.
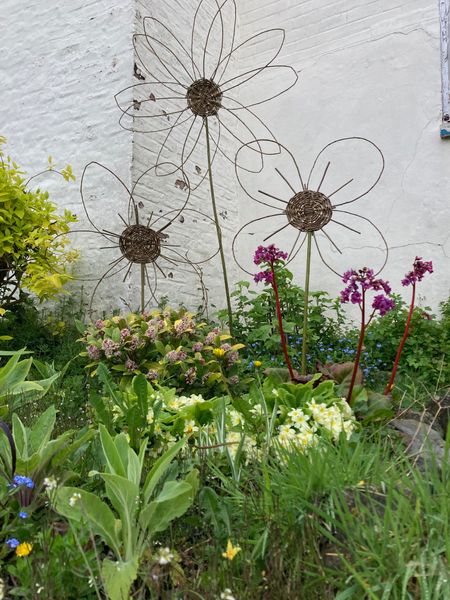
[237,0,450,313]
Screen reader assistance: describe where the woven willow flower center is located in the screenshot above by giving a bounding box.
[285,190,333,232]
[186,78,223,117]
[119,225,162,264]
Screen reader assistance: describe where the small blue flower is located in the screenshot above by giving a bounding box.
[376,343,382,348]
[6,538,20,549]
[19,511,28,519]
[248,361,254,369]
[13,475,35,489]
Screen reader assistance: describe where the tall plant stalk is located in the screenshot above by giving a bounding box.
[347,293,366,404]
[271,264,295,380]
[301,232,313,376]
[204,118,233,334]
[383,283,416,395]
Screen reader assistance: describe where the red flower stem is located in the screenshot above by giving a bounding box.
[347,292,366,405]
[384,283,416,395]
[271,264,295,380]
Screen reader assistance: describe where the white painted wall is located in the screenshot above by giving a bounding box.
[1,0,449,315]
[236,0,450,314]
[0,0,135,312]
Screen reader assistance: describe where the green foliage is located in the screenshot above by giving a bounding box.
[0,405,94,494]
[227,268,346,371]
[0,137,78,307]
[80,306,244,398]
[53,428,198,600]
[0,348,58,416]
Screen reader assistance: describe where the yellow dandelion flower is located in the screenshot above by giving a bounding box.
[15,542,32,557]
[213,348,226,358]
[254,360,262,368]
[222,539,241,561]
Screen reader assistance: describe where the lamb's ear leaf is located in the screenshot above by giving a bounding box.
[102,557,139,600]
[53,486,122,557]
[0,419,16,477]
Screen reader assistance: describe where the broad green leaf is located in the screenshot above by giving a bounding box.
[54,486,121,557]
[100,473,139,561]
[12,414,28,459]
[29,405,56,454]
[102,557,138,600]
[140,480,194,537]
[143,437,186,503]
[99,425,126,477]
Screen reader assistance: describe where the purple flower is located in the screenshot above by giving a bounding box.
[6,538,20,549]
[254,270,274,284]
[205,328,220,345]
[220,343,232,352]
[95,319,104,329]
[166,350,179,363]
[227,351,239,365]
[87,345,101,360]
[229,375,239,385]
[340,267,392,310]
[253,244,288,266]
[145,326,157,341]
[125,358,138,372]
[372,294,395,316]
[102,338,120,358]
[184,367,196,384]
[192,342,203,352]
[146,369,159,381]
[120,328,131,341]
[402,256,433,287]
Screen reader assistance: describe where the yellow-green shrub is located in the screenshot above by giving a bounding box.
[0,137,78,306]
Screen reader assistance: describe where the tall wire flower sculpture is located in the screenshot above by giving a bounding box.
[232,137,388,375]
[70,161,217,314]
[114,0,298,332]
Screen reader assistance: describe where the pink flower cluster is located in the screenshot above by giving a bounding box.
[401,256,433,287]
[253,244,288,284]
[253,244,288,265]
[340,268,394,316]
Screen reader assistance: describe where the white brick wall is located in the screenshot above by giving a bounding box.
[0,0,135,313]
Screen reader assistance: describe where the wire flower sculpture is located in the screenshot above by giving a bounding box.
[232,137,388,374]
[114,0,298,332]
[70,161,217,314]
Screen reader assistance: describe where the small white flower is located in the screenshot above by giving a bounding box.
[250,403,264,416]
[229,409,242,427]
[69,492,82,507]
[146,408,154,424]
[184,420,199,434]
[43,476,58,491]
[157,547,174,565]
[220,589,237,600]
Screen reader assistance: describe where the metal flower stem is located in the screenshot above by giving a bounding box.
[204,117,233,334]
[134,205,146,312]
[384,283,416,395]
[301,232,313,376]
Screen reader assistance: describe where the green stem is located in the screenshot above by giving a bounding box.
[301,232,313,376]
[204,117,234,334]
